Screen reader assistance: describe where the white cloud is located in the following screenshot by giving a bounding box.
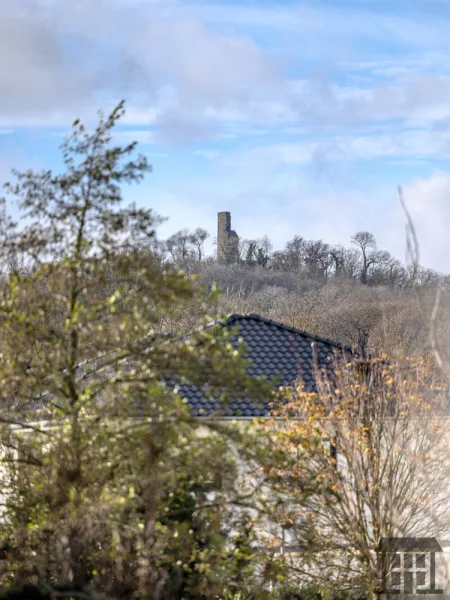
[0,0,281,137]
[1,0,450,143]
[0,2,114,124]
[221,127,450,171]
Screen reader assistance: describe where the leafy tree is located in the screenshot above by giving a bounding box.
[0,101,274,599]
[246,241,257,266]
[241,237,272,269]
[256,247,268,268]
[256,235,273,268]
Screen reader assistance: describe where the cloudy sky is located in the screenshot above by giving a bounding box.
[2,0,450,270]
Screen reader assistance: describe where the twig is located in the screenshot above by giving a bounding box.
[430,286,445,372]
[398,185,449,378]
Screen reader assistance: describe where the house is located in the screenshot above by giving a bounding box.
[8,310,450,594]
[166,312,355,417]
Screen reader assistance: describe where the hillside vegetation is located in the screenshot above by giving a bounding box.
[155,228,450,361]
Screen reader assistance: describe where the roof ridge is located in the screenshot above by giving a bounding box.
[225,313,354,352]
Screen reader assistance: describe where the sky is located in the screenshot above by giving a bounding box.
[2,0,450,271]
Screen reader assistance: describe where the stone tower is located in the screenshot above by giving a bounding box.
[217,212,239,264]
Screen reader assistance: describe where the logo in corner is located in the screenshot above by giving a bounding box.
[378,537,444,596]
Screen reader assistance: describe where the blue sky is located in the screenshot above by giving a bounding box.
[2,0,450,270]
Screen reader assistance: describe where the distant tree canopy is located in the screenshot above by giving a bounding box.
[155,219,450,362]
[160,226,444,290]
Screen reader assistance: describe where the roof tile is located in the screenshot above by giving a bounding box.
[171,314,354,418]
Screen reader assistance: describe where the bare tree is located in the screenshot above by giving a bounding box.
[328,245,362,280]
[269,235,306,272]
[165,228,196,265]
[303,240,331,280]
[320,285,382,356]
[266,358,450,598]
[189,227,210,261]
[351,231,378,285]
[329,244,347,277]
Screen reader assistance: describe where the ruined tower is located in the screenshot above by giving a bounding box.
[217,212,239,264]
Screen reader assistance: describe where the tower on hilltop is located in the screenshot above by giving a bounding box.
[217,212,239,264]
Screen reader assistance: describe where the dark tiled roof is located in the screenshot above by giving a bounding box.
[171,313,354,418]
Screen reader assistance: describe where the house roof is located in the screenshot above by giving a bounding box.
[169,313,354,418]
[25,313,354,421]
